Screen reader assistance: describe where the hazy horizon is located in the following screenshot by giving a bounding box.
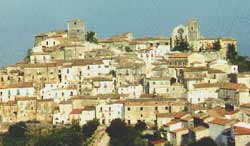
[0,0,250,67]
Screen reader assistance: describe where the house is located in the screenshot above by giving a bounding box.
[234,122,250,146]
[118,83,143,98]
[0,82,35,102]
[189,126,210,141]
[188,83,220,104]
[0,101,17,123]
[41,84,77,103]
[208,118,236,146]
[80,106,96,126]
[90,77,115,95]
[145,77,172,95]
[167,53,205,68]
[124,99,174,126]
[156,113,174,128]
[96,102,124,125]
[53,100,72,125]
[168,128,189,146]
[36,99,57,122]
[237,73,250,88]
[16,97,37,122]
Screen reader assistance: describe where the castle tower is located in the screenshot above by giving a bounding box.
[187,19,200,42]
[67,19,86,40]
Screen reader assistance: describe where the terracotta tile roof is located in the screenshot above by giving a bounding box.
[149,139,166,145]
[83,106,95,111]
[234,126,250,135]
[174,112,188,119]
[70,108,84,114]
[209,118,231,126]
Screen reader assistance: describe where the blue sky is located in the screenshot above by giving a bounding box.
[0,0,250,66]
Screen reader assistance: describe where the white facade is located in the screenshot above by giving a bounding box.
[188,89,218,104]
[0,86,35,102]
[96,103,124,125]
[118,84,143,98]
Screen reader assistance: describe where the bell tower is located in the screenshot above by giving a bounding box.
[67,19,86,40]
[187,19,200,42]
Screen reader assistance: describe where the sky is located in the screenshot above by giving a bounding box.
[0,0,250,67]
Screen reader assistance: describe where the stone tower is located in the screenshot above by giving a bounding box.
[187,19,200,42]
[67,19,86,40]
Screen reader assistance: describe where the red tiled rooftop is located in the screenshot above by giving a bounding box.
[234,126,250,135]
[149,139,166,145]
[70,108,84,114]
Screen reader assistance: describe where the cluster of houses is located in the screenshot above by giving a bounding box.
[0,18,249,146]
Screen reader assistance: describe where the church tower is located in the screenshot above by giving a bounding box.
[67,19,86,40]
[187,19,200,42]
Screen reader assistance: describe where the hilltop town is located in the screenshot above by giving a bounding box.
[0,19,249,146]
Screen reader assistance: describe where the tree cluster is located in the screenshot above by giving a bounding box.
[106,119,148,146]
[173,36,190,52]
[85,31,98,43]
[1,119,100,146]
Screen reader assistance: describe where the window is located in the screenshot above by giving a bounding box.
[67,69,70,74]
[155,107,158,111]
[140,107,143,111]
[70,91,73,96]
[127,107,131,111]
[46,41,48,45]
[165,106,168,110]
[140,114,143,117]
[109,107,111,111]
[100,107,103,112]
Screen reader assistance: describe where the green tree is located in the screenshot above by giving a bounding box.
[227,44,237,62]
[187,137,217,146]
[107,119,148,146]
[134,121,147,132]
[82,119,99,139]
[86,31,98,43]
[173,35,190,51]
[125,46,133,52]
[8,122,27,138]
[212,40,221,51]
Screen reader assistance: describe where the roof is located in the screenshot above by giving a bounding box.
[234,126,250,135]
[16,97,36,101]
[191,126,208,132]
[70,108,84,114]
[149,77,172,81]
[0,82,33,89]
[169,53,192,58]
[170,128,188,133]
[149,139,166,145]
[209,118,231,126]
[165,120,179,126]
[193,83,249,91]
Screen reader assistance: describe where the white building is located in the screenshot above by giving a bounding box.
[0,82,35,102]
[96,102,124,125]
